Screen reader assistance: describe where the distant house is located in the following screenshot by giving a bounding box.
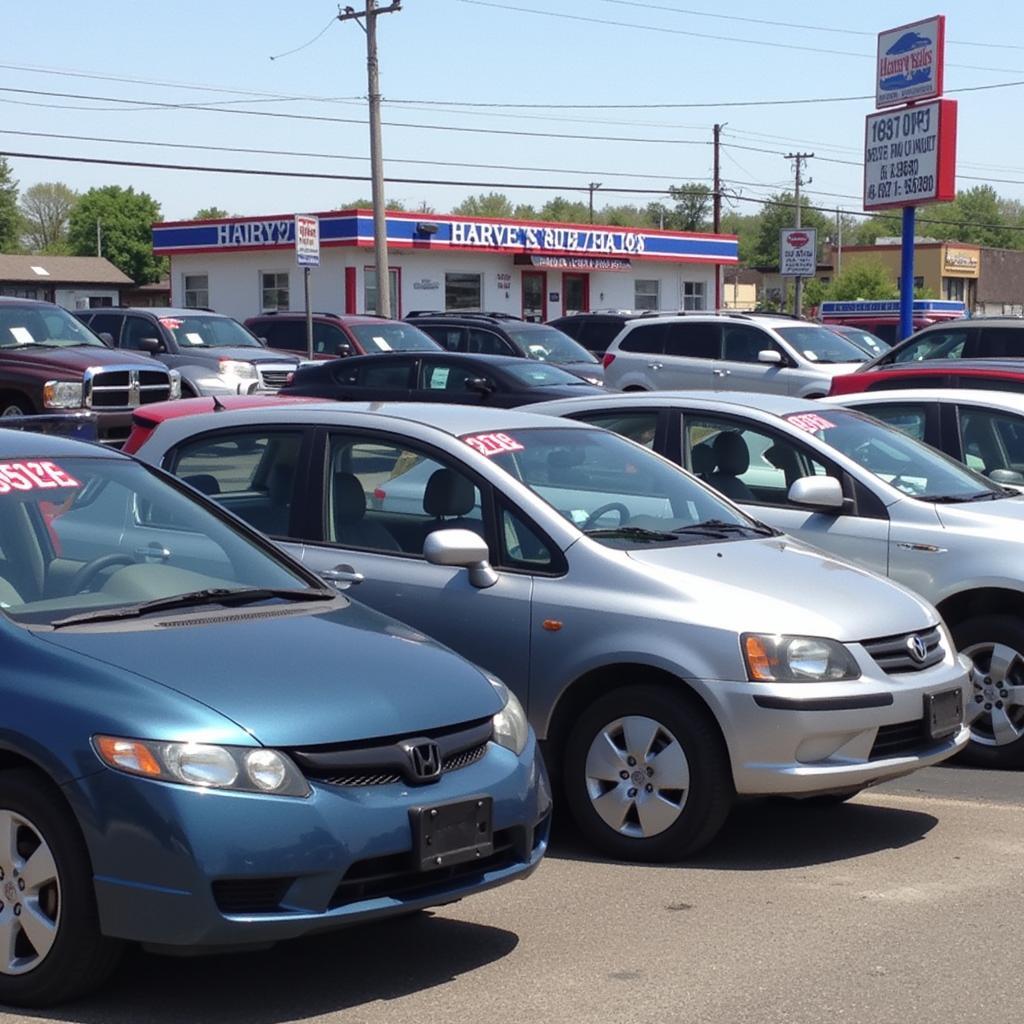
[121,276,172,308]
[0,254,132,309]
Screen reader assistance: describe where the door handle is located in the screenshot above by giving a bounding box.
[713,369,731,377]
[321,563,365,588]
[647,362,663,370]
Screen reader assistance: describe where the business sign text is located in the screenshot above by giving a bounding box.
[876,15,945,108]
[779,228,817,277]
[450,221,647,255]
[864,99,957,210]
[295,215,320,267]
[526,255,632,272]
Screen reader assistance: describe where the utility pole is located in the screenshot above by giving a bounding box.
[96,218,101,258]
[713,123,724,309]
[835,207,843,278]
[338,1,401,318]
[784,151,813,316]
[588,182,602,224]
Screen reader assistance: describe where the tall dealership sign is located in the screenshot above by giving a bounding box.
[863,15,956,341]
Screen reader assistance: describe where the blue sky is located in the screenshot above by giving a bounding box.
[2,1,1023,225]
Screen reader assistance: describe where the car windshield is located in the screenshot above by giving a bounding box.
[776,326,868,364]
[501,363,594,387]
[0,306,106,349]
[505,326,600,365]
[160,315,263,349]
[461,427,764,547]
[0,457,326,628]
[835,327,890,357]
[782,408,1009,503]
[349,323,440,352]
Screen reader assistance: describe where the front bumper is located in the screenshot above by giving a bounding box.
[703,653,972,796]
[65,736,550,950]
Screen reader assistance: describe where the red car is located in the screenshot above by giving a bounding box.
[828,359,1024,396]
[244,311,440,360]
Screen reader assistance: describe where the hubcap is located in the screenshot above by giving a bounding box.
[584,715,690,838]
[0,810,60,975]
[0,406,25,418]
[963,642,1024,747]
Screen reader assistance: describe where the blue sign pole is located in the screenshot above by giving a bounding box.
[900,206,916,340]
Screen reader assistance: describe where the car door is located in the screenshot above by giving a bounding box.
[947,402,1024,481]
[658,322,719,390]
[332,357,417,401]
[298,429,536,701]
[415,358,500,406]
[965,326,1024,360]
[716,324,790,394]
[679,412,890,577]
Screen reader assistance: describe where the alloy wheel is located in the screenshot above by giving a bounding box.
[962,641,1024,747]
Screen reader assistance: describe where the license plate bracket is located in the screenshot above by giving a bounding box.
[411,797,493,872]
[925,688,963,740]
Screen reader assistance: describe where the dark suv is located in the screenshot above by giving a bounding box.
[78,307,300,397]
[862,317,1024,369]
[547,310,649,356]
[406,311,605,384]
[0,298,179,444]
[245,311,440,360]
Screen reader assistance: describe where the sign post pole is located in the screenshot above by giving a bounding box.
[294,214,321,361]
[304,266,313,360]
[900,206,916,341]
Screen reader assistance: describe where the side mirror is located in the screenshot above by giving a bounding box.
[257,336,269,345]
[423,528,498,589]
[989,468,1024,486]
[466,377,494,395]
[98,332,115,346]
[758,349,783,365]
[138,336,164,354]
[788,475,845,511]
[336,342,353,357]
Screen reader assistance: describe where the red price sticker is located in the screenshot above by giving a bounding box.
[0,461,81,495]
[463,432,525,457]
[159,317,183,330]
[785,413,836,434]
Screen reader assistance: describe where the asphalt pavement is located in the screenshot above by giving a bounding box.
[2,765,1020,1024]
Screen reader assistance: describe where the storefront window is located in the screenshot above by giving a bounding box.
[446,272,482,310]
[635,279,660,311]
[260,272,290,311]
[364,267,400,315]
[945,278,966,302]
[184,274,209,309]
[682,281,706,311]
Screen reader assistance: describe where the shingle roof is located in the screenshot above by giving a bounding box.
[0,254,133,286]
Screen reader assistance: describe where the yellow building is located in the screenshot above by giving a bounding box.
[829,242,979,308]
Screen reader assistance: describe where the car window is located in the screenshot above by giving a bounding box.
[663,322,720,359]
[774,326,866,364]
[871,323,900,345]
[578,319,625,353]
[467,329,512,356]
[159,315,262,349]
[504,326,598,365]
[326,435,483,556]
[573,410,659,449]
[257,320,305,352]
[85,313,124,342]
[334,359,415,389]
[853,402,928,442]
[420,361,496,393]
[347,322,439,352]
[121,316,158,351]
[169,431,304,537]
[891,328,970,364]
[685,416,834,506]
[0,306,107,349]
[307,322,350,356]
[619,323,666,355]
[722,325,777,364]
[421,325,465,351]
[500,507,554,570]
[974,327,1024,359]
[958,406,1024,480]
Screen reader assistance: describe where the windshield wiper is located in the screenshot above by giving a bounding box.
[673,518,779,538]
[50,586,335,628]
[584,526,679,542]
[924,491,1005,504]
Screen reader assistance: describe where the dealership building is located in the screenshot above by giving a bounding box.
[151,209,739,322]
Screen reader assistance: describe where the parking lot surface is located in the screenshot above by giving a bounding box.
[1,766,1018,1024]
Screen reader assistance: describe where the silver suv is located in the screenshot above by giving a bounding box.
[603,312,866,397]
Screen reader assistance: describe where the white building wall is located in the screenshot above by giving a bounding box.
[54,287,121,310]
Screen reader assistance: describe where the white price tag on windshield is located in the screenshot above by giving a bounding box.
[9,327,34,345]
[185,332,204,345]
[372,336,392,352]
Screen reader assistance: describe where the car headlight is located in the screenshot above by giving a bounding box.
[93,735,310,797]
[488,677,529,755]
[43,380,84,409]
[168,369,182,400]
[742,634,861,682]
[217,359,258,381]
[584,376,605,386]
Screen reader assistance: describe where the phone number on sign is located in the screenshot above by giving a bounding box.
[867,175,935,202]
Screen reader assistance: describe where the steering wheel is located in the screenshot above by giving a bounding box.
[582,502,631,531]
[68,553,137,594]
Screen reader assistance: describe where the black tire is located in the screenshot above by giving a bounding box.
[563,684,734,862]
[0,769,122,1007]
[622,386,648,393]
[951,615,1024,769]
[0,395,33,418]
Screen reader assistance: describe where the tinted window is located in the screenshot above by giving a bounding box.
[312,322,352,356]
[872,323,900,344]
[420,361,495,393]
[958,406,1024,478]
[664,322,720,359]
[551,317,582,340]
[891,328,970,364]
[951,376,1024,394]
[121,316,159,351]
[619,323,666,355]
[420,325,465,351]
[467,329,513,356]
[722,325,776,364]
[578,319,626,353]
[86,313,124,342]
[348,322,439,352]
[335,359,415,389]
[257,320,305,352]
[974,327,1024,359]
[856,402,928,442]
[574,410,659,449]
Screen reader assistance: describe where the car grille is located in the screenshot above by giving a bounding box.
[869,720,931,761]
[256,365,295,391]
[288,718,493,788]
[862,626,944,674]
[212,876,295,915]
[84,366,173,409]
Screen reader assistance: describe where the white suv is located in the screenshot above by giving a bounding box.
[603,312,866,397]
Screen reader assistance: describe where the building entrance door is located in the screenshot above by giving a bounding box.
[521,271,547,322]
[563,274,589,314]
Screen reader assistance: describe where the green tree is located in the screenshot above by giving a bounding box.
[825,259,898,301]
[748,192,832,269]
[512,203,538,220]
[67,185,165,284]
[645,201,671,229]
[336,198,406,211]
[598,204,646,227]
[667,183,712,231]
[719,210,761,264]
[538,196,590,222]
[451,192,514,218]
[0,157,20,252]
[19,182,77,253]
[191,206,230,220]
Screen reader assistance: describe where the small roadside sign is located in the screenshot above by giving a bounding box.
[295,215,320,267]
[779,228,817,277]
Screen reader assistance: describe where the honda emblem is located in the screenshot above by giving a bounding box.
[402,739,442,782]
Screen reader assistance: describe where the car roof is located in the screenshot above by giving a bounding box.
[330,351,533,369]
[862,359,1024,375]
[109,307,228,317]
[0,427,128,460]
[0,296,57,308]
[247,312,404,325]
[826,388,1024,412]
[533,389,824,417]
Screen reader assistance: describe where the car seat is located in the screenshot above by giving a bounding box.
[422,468,482,541]
[332,473,401,551]
[0,575,23,609]
[706,432,757,502]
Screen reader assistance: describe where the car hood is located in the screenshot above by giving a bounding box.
[804,361,864,377]
[188,347,300,365]
[933,494,1024,537]
[624,535,936,641]
[39,599,502,747]
[559,361,605,383]
[2,346,166,373]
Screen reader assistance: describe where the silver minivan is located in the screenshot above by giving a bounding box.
[135,401,970,862]
[603,313,866,397]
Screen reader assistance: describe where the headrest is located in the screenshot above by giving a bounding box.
[691,444,716,476]
[423,468,475,518]
[712,431,750,476]
[333,472,367,525]
[182,473,220,496]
